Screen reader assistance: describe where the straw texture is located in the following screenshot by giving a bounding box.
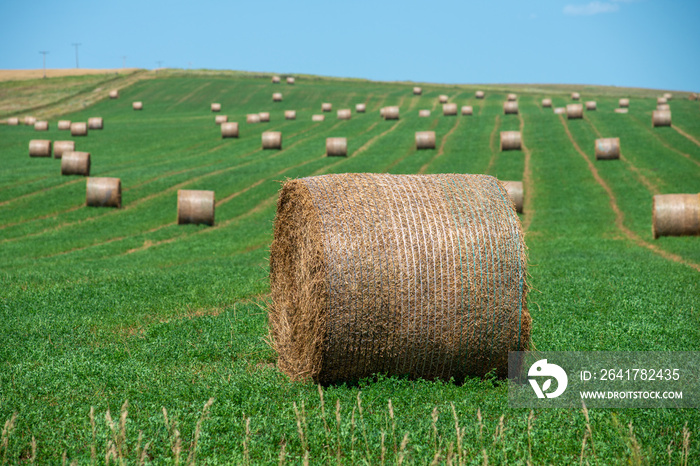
[71,122,88,136]
[585,101,597,111]
[507,94,517,101]
[24,116,36,126]
[502,181,523,213]
[269,173,530,383]
[29,140,51,157]
[326,137,347,157]
[383,106,399,120]
[614,108,629,114]
[177,190,215,226]
[133,102,143,110]
[461,106,473,116]
[211,103,221,112]
[7,117,19,125]
[34,121,48,131]
[657,97,667,105]
[652,194,700,239]
[285,110,296,120]
[413,87,422,95]
[259,112,270,122]
[247,114,261,124]
[109,90,119,99]
[542,99,552,108]
[322,103,332,112]
[88,117,103,130]
[663,93,672,100]
[567,104,583,119]
[272,76,281,84]
[53,140,75,159]
[287,77,295,85]
[439,95,448,103]
[262,131,282,149]
[657,104,670,111]
[652,110,671,127]
[221,122,239,138]
[419,110,431,117]
[571,92,581,100]
[86,177,121,208]
[273,93,283,102]
[215,115,228,125]
[58,120,71,130]
[312,114,325,122]
[337,109,352,120]
[503,101,519,115]
[554,107,566,114]
[61,151,91,176]
[443,103,457,116]
[595,138,620,160]
[500,131,522,151]
[619,98,629,108]
[415,131,436,149]
[355,103,366,113]
[475,91,485,99]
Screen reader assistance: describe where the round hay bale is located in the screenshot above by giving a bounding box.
[689,93,697,101]
[337,109,352,120]
[379,107,386,118]
[177,189,215,226]
[500,131,522,151]
[571,92,581,100]
[132,101,143,110]
[215,115,228,125]
[88,117,103,130]
[355,103,366,113]
[34,121,48,131]
[259,112,270,122]
[566,104,583,119]
[24,116,36,126]
[443,103,457,116]
[657,97,667,105]
[383,106,399,120]
[326,137,347,157]
[262,131,282,149]
[273,92,283,102]
[86,177,121,208]
[502,180,523,213]
[70,122,88,137]
[657,103,670,111]
[652,194,700,239]
[614,108,629,114]
[268,173,530,383]
[619,98,629,108]
[475,90,485,99]
[439,94,448,103]
[272,76,281,84]
[221,122,239,138]
[57,120,71,130]
[595,137,620,160]
[413,87,422,95]
[53,140,75,159]
[109,90,119,99]
[415,131,436,149]
[507,93,517,101]
[211,103,221,112]
[29,139,51,157]
[61,151,91,176]
[246,114,261,124]
[285,110,296,120]
[652,110,671,127]
[287,77,295,85]
[322,103,332,112]
[663,92,673,101]
[461,106,473,116]
[312,114,325,122]
[585,101,597,111]
[419,109,431,117]
[542,98,552,108]
[503,101,519,115]
[7,117,19,126]
[554,107,566,114]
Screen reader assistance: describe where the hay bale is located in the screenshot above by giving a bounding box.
[379,107,386,118]
[268,173,530,383]
[326,137,347,157]
[34,121,48,131]
[259,112,270,122]
[53,140,75,159]
[585,101,597,111]
[619,98,629,108]
[86,177,121,208]
[247,114,261,124]
[500,131,522,151]
[663,92,672,101]
[689,93,697,101]
[61,151,91,176]
[7,117,19,125]
[475,90,485,99]
[542,98,552,108]
[177,189,215,226]
[287,77,295,85]
[312,114,325,122]
[415,131,436,149]
[652,110,671,127]
[502,181,523,213]
[443,103,457,116]
[503,101,519,115]
[595,137,620,160]
[215,115,228,125]
[70,122,88,136]
[211,103,221,112]
[337,109,352,120]
[383,106,399,120]
[109,90,119,99]
[413,87,422,95]
[461,106,473,115]
[657,97,667,105]
[221,122,239,138]
[571,92,581,100]
[652,194,700,239]
[322,103,332,112]
[355,103,366,113]
[58,120,71,130]
[285,110,296,120]
[273,93,283,102]
[614,108,629,114]
[567,104,583,119]
[262,131,282,149]
[419,109,431,117]
[132,101,143,110]
[439,94,448,103]
[507,93,517,101]
[88,117,103,130]
[554,107,566,114]
[657,104,670,111]
[272,76,281,84]
[24,116,36,126]
[29,140,51,157]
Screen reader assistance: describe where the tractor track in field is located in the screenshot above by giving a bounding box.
[627,114,700,168]
[485,115,501,176]
[672,124,700,148]
[517,113,534,232]
[559,114,700,272]
[417,114,462,174]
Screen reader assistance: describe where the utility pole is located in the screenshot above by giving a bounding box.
[39,51,49,78]
[156,60,163,74]
[71,43,81,68]
[121,56,126,69]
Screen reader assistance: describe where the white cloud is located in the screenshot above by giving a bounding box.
[563,1,620,15]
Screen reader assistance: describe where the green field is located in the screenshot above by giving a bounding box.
[1,70,699,464]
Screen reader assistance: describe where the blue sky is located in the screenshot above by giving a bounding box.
[1,0,698,91]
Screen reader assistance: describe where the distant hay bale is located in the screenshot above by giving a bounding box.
[657,97,667,105]
[689,93,697,101]
[383,106,399,120]
[413,87,422,95]
[507,94,517,101]
[461,106,473,115]
[272,76,281,84]
[273,93,283,102]
[215,115,228,125]
[58,120,71,130]
[7,117,19,125]
[312,114,325,122]
[268,173,530,383]
[415,131,436,149]
[475,91,485,99]
[177,189,215,226]
[326,137,347,157]
[567,104,583,119]
[379,107,386,118]
[502,181,523,213]
[443,103,457,116]
[53,140,75,159]
[86,177,121,208]
[542,98,552,108]
[652,194,700,239]
[554,107,566,114]
[61,151,91,176]
[259,112,270,122]
[571,92,581,100]
[221,122,239,138]
[355,103,366,113]
[337,109,351,120]
[322,103,332,112]
[109,90,119,99]
[285,110,296,120]
[211,103,221,112]
[419,109,431,117]
[70,122,88,136]
[585,101,597,111]
[652,110,671,127]
[595,137,620,160]
[287,77,295,85]
[657,104,670,111]
[262,131,282,149]
[614,108,629,114]
[247,114,261,124]
[34,121,48,131]
[132,101,143,110]
[88,117,103,130]
[439,95,448,103]
[24,116,36,126]
[503,101,519,115]
[29,139,51,157]
[663,93,672,101]
[619,98,629,108]
[500,131,522,151]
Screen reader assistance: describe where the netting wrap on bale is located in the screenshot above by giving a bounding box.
[652,194,700,239]
[652,110,671,127]
[61,151,91,176]
[269,173,530,384]
[595,138,620,160]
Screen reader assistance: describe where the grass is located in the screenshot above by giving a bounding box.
[0,70,698,464]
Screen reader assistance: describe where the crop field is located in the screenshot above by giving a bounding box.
[0,70,699,464]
